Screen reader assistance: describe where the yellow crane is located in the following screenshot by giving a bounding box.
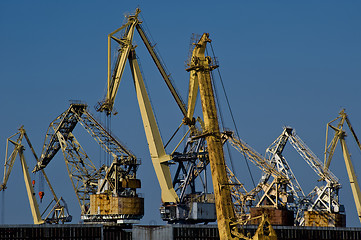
[185,33,235,239]
[97,9,217,225]
[0,126,71,224]
[186,33,277,240]
[98,9,277,239]
[97,8,182,204]
[324,109,361,223]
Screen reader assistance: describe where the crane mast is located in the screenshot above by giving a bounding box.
[186,33,235,240]
[97,8,187,117]
[324,109,361,223]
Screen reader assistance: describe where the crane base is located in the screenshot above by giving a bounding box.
[250,207,294,226]
[304,211,346,227]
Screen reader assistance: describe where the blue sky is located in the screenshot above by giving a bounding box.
[0,1,360,227]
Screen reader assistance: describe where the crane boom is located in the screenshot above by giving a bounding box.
[101,11,140,114]
[128,49,179,203]
[95,9,187,203]
[265,127,305,200]
[225,132,285,179]
[135,24,187,117]
[32,103,143,223]
[97,8,187,118]
[288,132,339,184]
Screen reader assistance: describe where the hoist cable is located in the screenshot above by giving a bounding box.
[140,12,171,76]
[209,43,257,190]
[206,46,238,180]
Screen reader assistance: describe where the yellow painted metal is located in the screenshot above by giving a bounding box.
[103,10,140,114]
[1,127,72,224]
[324,110,346,171]
[23,131,59,203]
[304,211,346,227]
[325,109,361,224]
[136,25,187,117]
[231,214,277,240]
[0,133,17,191]
[251,214,278,240]
[56,131,86,212]
[98,9,188,203]
[3,128,44,224]
[19,149,44,224]
[187,33,235,240]
[339,135,361,223]
[100,8,187,118]
[128,49,179,203]
[186,65,199,120]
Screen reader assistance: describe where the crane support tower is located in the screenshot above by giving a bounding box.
[1,126,72,224]
[186,33,278,239]
[324,109,361,224]
[185,33,235,239]
[33,103,143,224]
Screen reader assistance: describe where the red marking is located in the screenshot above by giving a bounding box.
[38,191,44,202]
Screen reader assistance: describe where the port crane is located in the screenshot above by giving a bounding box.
[185,33,235,238]
[266,126,344,226]
[324,109,361,223]
[33,103,143,224]
[97,9,218,224]
[0,126,71,224]
[288,130,341,215]
[262,127,306,224]
[186,33,295,225]
[224,132,291,210]
[185,33,277,239]
[97,8,277,238]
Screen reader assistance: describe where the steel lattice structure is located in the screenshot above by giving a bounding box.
[33,103,140,217]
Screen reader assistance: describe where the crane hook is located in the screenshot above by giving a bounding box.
[38,191,44,203]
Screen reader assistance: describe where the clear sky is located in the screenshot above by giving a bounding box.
[0,1,360,227]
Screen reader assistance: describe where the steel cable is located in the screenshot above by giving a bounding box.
[208,42,257,190]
